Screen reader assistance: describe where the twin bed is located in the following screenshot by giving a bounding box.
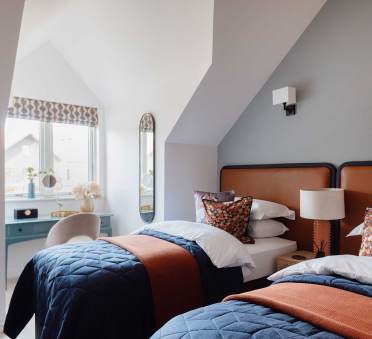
[154,161,372,338]
[220,163,335,283]
[4,162,372,339]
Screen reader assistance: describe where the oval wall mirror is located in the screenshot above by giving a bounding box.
[139,113,155,223]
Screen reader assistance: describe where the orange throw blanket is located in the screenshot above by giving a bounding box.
[224,282,372,339]
[100,235,204,328]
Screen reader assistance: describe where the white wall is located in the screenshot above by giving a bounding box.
[7,42,106,279]
[164,143,217,221]
[12,42,101,107]
[0,0,25,325]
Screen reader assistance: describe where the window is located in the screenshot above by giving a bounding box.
[5,118,97,198]
[5,119,41,195]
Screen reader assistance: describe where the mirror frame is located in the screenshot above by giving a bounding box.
[139,112,155,223]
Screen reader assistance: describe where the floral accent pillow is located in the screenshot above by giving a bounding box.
[194,190,235,224]
[359,207,372,256]
[202,196,254,244]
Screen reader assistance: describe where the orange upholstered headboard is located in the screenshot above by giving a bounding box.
[220,164,336,252]
[338,161,372,255]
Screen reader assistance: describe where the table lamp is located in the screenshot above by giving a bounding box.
[300,188,345,257]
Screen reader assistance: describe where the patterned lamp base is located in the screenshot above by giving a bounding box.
[313,220,331,256]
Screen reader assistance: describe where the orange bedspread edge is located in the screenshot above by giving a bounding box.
[224,282,372,339]
[100,234,204,328]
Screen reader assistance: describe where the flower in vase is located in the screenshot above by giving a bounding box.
[72,182,102,212]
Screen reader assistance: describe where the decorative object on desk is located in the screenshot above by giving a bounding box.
[139,112,155,223]
[26,166,37,199]
[40,168,57,196]
[50,200,78,217]
[73,182,101,212]
[50,210,78,218]
[14,208,38,219]
[300,188,345,257]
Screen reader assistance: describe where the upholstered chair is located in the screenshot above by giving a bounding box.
[46,213,100,248]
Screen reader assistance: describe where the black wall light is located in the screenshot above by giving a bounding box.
[273,86,296,116]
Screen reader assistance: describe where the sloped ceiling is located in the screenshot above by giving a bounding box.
[16,0,72,60]
[17,0,213,113]
[167,0,326,145]
[17,0,326,146]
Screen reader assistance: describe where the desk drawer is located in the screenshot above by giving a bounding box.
[6,216,111,238]
[7,224,34,237]
[33,222,56,235]
[7,222,54,237]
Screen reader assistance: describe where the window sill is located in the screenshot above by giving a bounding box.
[5,195,75,203]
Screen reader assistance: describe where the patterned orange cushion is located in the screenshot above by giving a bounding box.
[202,196,254,244]
[359,207,372,256]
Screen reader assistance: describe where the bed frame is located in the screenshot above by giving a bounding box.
[337,161,372,255]
[220,163,336,253]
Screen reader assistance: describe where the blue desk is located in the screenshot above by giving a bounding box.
[5,213,113,280]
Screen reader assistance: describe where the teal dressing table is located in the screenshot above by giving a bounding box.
[5,212,113,280]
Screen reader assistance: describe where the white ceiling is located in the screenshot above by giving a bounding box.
[17,0,213,114]
[16,0,72,60]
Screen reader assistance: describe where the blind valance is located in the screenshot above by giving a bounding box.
[8,96,98,127]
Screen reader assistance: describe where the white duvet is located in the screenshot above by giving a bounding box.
[269,254,372,285]
[139,220,256,274]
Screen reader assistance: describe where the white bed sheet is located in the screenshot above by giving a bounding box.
[242,237,297,282]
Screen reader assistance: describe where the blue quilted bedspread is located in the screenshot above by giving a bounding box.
[152,274,372,339]
[4,229,243,339]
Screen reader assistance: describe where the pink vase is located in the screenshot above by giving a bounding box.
[80,197,94,212]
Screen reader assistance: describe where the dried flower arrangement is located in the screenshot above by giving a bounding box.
[72,182,101,212]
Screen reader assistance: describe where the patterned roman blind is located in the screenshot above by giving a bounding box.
[8,96,98,127]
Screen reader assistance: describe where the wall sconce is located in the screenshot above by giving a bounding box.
[272,86,296,116]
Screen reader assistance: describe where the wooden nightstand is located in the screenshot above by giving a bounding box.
[276,250,315,271]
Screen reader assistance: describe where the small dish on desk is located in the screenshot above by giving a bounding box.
[50,210,79,218]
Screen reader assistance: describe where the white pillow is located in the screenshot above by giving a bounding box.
[248,219,289,238]
[235,198,295,220]
[139,220,256,271]
[347,222,364,237]
[268,254,372,285]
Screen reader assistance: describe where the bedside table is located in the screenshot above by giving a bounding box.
[276,250,315,271]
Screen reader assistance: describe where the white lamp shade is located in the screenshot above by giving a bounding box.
[300,188,345,220]
[272,86,296,105]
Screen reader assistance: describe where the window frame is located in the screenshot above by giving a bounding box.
[5,119,97,199]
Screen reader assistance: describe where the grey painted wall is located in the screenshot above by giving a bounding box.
[219,0,372,169]
[164,143,217,221]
